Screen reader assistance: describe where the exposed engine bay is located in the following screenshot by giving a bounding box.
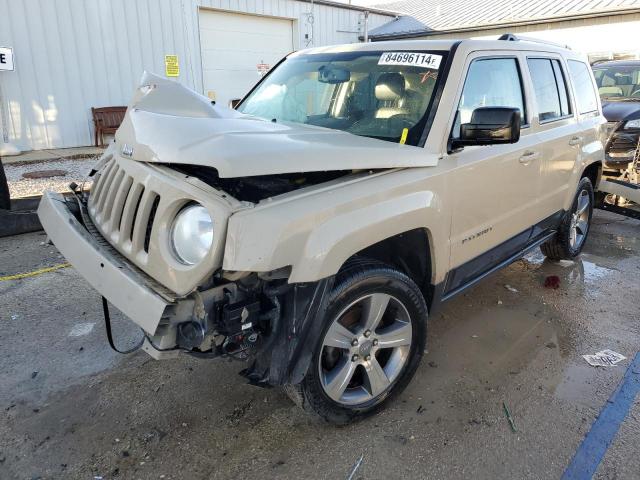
[170,164,351,202]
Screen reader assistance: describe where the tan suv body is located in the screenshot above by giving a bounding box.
[38,38,605,423]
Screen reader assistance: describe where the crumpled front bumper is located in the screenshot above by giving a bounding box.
[37,192,172,335]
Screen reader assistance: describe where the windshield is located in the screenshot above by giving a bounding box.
[237,50,448,147]
[593,64,640,101]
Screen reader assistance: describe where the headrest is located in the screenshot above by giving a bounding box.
[601,76,615,87]
[375,73,405,101]
[599,86,623,96]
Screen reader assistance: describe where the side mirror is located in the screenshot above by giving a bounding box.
[452,107,521,149]
[229,98,242,109]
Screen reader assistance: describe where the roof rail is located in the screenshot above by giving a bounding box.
[498,33,571,50]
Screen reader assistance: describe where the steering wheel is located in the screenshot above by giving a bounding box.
[631,89,640,98]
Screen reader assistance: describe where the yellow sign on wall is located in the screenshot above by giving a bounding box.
[164,55,179,77]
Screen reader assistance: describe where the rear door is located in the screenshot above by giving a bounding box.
[445,52,541,294]
[525,56,581,220]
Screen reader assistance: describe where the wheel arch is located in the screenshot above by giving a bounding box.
[582,160,602,189]
[344,228,436,308]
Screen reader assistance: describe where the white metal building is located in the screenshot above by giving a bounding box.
[0,0,393,152]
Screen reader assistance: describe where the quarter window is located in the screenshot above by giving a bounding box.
[568,60,599,114]
[452,58,525,138]
[527,58,572,122]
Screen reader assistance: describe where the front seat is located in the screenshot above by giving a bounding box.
[375,73,408,119]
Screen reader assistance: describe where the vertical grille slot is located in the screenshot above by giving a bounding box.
[131,190,159,254]
[110,176,133,234]
[129,186,146,243]
[89,160,115,210]
[144,195,161,253]
[101,169,125,224]
[120,183,144,244]
[96,164,120,218]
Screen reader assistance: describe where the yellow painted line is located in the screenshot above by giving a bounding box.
[0,263,71,281]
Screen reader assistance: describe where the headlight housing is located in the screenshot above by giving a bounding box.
[623,119,640,129]
[170,204,214,265]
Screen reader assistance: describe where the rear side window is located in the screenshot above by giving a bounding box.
[527,58,572,122]
[452,57,526,138]
[568,60,599,114]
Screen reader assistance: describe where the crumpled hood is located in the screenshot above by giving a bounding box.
[602,100,640,122]
[115,72,439,178]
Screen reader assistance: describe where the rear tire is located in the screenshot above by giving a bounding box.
[540,177,594,260]
[286,260,428,425]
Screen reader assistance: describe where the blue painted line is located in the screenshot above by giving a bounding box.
[562,352,640,480]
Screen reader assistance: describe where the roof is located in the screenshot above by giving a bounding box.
[295,37,577,58]
[369,0,640,39]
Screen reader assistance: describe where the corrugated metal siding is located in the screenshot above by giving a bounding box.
[371,0,640,37]
[0,0,392,151]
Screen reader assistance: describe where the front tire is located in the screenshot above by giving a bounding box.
[287,261,428,425]
[540,177,594,260]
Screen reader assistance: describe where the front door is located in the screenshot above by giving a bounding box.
[445,53,541,294]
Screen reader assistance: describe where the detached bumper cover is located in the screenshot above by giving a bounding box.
[37,192,171,334]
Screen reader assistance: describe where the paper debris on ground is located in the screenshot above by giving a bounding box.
[504,284,518,293]
[582,349,627,367]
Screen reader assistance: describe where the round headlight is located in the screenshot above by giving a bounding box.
[170,204,213,265]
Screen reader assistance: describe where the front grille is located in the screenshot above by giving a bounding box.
[85,154,233,296]
[88,160,159,258]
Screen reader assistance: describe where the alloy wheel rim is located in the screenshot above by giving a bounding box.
[318,293,412,406]
[570,189,590,249]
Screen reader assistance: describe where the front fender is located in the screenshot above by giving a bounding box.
[223,169,448,284]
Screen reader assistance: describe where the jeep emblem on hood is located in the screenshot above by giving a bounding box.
[121,144,134,157]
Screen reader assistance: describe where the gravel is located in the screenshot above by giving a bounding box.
[4,157,98,198]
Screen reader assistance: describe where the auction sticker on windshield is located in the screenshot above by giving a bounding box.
[378,52,442,69]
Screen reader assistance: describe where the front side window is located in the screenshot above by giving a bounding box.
[527,58,572,122]
[237,50,448,147]
[452,57,525,139]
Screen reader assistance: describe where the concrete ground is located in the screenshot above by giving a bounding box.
[0,210,638,480]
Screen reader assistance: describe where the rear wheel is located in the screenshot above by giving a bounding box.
[286,261,428,424]
[540,177,594,260]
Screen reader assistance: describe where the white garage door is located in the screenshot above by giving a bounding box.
[199,10,294,107]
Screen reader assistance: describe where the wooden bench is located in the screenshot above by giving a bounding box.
[91,106,127,146]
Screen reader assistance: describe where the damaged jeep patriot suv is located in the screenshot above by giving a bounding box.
[39,36,605,424]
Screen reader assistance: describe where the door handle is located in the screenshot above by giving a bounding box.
[519,151,540,165]
[568,136,582,146]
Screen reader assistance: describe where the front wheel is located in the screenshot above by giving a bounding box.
[286,261,428,424]
[540,177,594,260]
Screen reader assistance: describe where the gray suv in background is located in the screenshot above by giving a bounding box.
[592,60,640,170]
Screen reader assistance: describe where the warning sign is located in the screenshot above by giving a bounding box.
[0,47,14,71]
[164,55,179,77]
[257,63,270,76]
